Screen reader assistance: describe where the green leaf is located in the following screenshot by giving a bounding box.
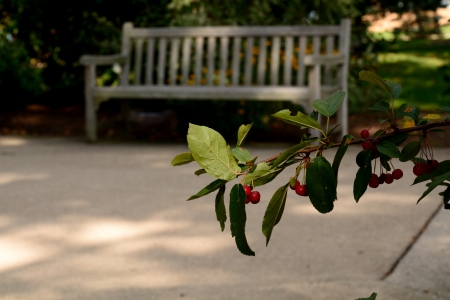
[380,154,391,171]
[356,292,377,300]
[399,141,421,162]
[231,147,252,162]
[356,150,374,168]
[262,183,289,246]
[395,103,408,118]
[188,179,227,201]
[378,118,388,125]
[312,90,346,117]
[353,164,372,203]
[171,152,194,166]
[443,186,450,205]
[245,162,278,184]
[359,70,391,95]
[413,160,450,185]
[252,169,283,187]
[187,123,241,181]
[384,133,408,146]
[306,157,336,213]
[385,80,402,98]
[229,184,255,256]
[309,110,319,121]
[272,109,324,135]
[271,142,307,169]
[194,169,207,176]
[417,171,450,204]
[377,141,400,158]
[327,123,341,136]
[398,105,420,121]
[332,134,354,183]
[215,185,227,232]
[237,123,253,147]
[366,101,390,112]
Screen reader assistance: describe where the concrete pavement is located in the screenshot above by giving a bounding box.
[0,136,448,300]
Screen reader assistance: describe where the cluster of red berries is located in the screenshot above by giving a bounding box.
[243,185,260,204]
[368,169,403,188]
[412,160,439,176]
[290,180,308,196]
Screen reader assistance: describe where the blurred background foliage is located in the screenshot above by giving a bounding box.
[0,0,448,140]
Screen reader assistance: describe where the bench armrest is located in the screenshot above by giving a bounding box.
[304,54,346,66]
[79,54,127,66]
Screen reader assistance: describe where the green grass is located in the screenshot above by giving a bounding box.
[375,38,450,110]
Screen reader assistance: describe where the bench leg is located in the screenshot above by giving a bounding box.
[85,65,97,142]
[308,65,321,137]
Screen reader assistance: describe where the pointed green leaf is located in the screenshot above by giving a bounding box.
[237,123,253,147]
[271,142,307,169]
[272,109,324,134]
[215,185,227,232]
[262,183,289,246]
[399,141,421,162]
[194,169,207,176]
[443,186,450,205]
[417,171,450,204]
[353,164,372,202]
[395,103,408,118]
[380,154,391,171]
[332,135,354,182]
[187,123,241,181]
[245,162,278,184]
[385,80,402,98]
[398,105,420,121]
[231,147,252,162]
[356,292,377,300]
[377,141,400,158]
[312,90,346,117]
[252,169,283,187]
[188,179,227,200]
[366,101,390,112]
[229,184,255,256]
[171,152,194,166]
[384,133,408,146]
[327,123,341,136]
[359,70,392,95]
[309,110,319,120]
[306,157,336,214]
[413,160,450,185]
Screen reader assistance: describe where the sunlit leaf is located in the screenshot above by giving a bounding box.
[187,123,241,181]
[231,147,252,162]
[171,152,194,166]
[423,114,442,120]
[272,109,324,134]
[237,123,253,147]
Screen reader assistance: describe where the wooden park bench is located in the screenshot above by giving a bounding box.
[80,19,351,142]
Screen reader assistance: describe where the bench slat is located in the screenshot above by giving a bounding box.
[219,37,229,86]
[145,39,155,84]
[270,37,280,85]
[207,37,215,86]
[94,85,312,101]
[134,39,143,85]
[182,38,191,85]
[129,26,341,38]
[244,37,254,86]
[195,37,204,85]
[284,37,293,86]
[257,37,267,85]
[157,38,167,85]
[325,35,334,85]
[297,36,306,86]
[170,38,180,85]
[231,37,241,86]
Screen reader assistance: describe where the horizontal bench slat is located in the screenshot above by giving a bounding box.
[93,86,316,101]
[129,26,341,38]
[79,54,127,66]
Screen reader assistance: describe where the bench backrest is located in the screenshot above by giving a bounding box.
[119,20,351,88]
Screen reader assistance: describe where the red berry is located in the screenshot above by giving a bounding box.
[295,184,308,196]
[392,169,403,180]
[243,185,252,196]
[249,191,260,204]
[369,174,379,188]
[360,129,370,139]
[430,160,439,171]
[362,141,373,151]
[385,173,394,184]
[245,197,250,204]
[413,162,425,176]
[379,173,386,184]
[290,180,300,190]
